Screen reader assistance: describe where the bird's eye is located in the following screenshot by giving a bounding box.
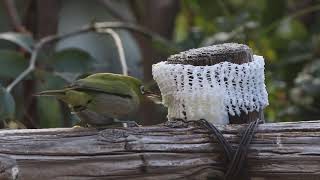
[140,86,145,94]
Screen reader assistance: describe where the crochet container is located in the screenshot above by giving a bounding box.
[152,43,268,125]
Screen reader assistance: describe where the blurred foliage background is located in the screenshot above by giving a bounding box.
[0,0,319,129]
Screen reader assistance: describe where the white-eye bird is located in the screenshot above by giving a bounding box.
[36,73,159,127]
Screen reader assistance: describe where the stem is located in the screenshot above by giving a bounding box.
[6,21,175,92]
[94,21,179,52]
[6,26,94,92]
[97,28,128,75]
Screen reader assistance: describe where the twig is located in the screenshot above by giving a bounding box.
[6,26,94,93]
[97,28,128,75]
[2,0,27,33]
[94,21,179,52]
[261,4,320,35]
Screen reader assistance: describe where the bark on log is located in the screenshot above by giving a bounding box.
[0,120,320,180]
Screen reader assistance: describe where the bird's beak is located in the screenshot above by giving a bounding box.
[144,91,162,104]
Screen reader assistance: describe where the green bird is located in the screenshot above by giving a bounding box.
[36,73,160,127]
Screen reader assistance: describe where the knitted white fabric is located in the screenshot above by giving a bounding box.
[152,55,268,125]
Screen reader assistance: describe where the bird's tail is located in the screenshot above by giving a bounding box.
[34,89,66,97]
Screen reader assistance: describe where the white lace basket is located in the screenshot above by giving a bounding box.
[152,55,268,125]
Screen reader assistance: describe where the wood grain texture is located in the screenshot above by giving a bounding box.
[0,120,319,180]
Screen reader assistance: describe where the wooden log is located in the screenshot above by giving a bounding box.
[0,120,319,180]
[167,43,263,124]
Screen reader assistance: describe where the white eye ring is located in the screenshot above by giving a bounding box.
[140,86,145,94]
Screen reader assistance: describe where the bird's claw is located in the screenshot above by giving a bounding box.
[72,120,89,128]
[121,121,141,128]
[72,125,82,129]
[164,119,191,128]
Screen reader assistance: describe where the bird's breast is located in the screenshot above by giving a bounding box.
[75,110,114,126]
[88,93,139,119]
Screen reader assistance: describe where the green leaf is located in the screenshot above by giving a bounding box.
[35,70,68,90]
[37,98,63,128]
[50,48,95,82]
[0,50,28,79]
[276,19,308,40]
[36,72,67,128]
[0,32,34,53]
[0,85,15,121]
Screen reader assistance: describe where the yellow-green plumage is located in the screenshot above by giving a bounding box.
[37,73,146,126]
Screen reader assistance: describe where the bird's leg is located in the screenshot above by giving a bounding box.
[71,109,90,128]
[86,121,141,130]
[72,119,89,128]
[224,119,260,180]
[113,119,141,127]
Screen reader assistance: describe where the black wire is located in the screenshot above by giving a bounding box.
[172,118,259,180]
[225,119,259,179]
[195,119,260,180]
[197,119,234,162]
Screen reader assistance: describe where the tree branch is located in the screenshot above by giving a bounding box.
[97,28,128,75]
[93,21,179,52]
[262,4,320,35]
[6,21,177,92]
[6,26,94,92]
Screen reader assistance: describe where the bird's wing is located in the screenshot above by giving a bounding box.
[70,73,138,98]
